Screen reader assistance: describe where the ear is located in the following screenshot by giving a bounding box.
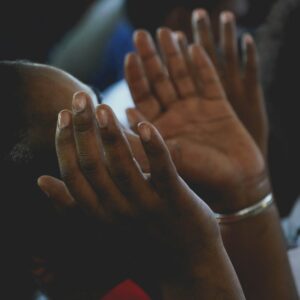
[164,7,193,41]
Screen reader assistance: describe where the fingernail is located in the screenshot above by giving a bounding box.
[140,30,155,49]
[221,12,233,23]
[97,108,108,128]
[243,34,253,45]
[73,93,87,113]
[193,9,207,22]
[138,123,151,142]
[58,111,70,129]
[37,178,50,198]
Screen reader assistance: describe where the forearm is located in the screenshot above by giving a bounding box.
[221,203,298,300]
[160,243,245,300]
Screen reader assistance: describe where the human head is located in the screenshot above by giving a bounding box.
[0,60,99,297]
[1,61,98,160]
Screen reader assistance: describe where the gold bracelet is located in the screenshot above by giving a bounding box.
[215,194,273,224]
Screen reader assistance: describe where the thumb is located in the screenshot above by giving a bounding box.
[37,176,75,209]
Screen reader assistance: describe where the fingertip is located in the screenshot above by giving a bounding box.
[174,31,185,41]
[57,110,72,130]
[189,44,204,58]
[125,52,138,65]
[37,176,50,197]
[137,122,152,142]
[96,104,114,128]
[192,8,208,22]
[73,90,89,101]
[157,27,172,38]
[72,91,88,114]
[125,52,133,65]
[220,11,235,24]
[243,33,254,47]
[133,29,143,41]
[134,29,151,44]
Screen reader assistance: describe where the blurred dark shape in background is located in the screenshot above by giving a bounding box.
[0,0,94,62]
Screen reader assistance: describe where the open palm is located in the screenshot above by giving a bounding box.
[126,29,269,213]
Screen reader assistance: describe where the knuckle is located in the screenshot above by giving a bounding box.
[74,116,94,133]
[101,130,120,146]
[79,154,100,176]
[60,169,78,185]
[56,132,73,148]
[147,144,166,158]
[111,167,132,187]
[135,91,154,104]
[152,71,169,84]
[171,67,189,81]
[153,172,179,193]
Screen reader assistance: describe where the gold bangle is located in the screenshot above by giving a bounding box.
[215,194,273,224]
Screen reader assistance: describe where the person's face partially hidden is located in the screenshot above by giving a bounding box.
[16,64,123,298]
[22,63,99,150]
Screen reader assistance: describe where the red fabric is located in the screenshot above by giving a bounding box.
[101,280,151,300]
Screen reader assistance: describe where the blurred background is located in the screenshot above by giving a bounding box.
[0,0,276,90]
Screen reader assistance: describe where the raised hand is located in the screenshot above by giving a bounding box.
[125,29,269,213]
[192,10,268,156]
[35,177,131,300]
[39,92,244,299]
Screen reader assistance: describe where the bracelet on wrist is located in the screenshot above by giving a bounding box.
[215,194,273,224]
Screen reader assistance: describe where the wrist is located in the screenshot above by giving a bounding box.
[160,237,231,283]
[215,170,272,214]
[160,241,245,300]
[215,193,273,224]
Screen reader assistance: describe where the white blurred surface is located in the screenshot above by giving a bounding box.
[103,79,134,128]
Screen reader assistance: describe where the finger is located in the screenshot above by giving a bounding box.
[137,122,179,194]
[157,28,197,99]
[134,30,178,108]
[220,12,239,73]
[175,31,202,93]
[175,31,188,54]
[125,53,161,121]
[37,175,75,208]
[55,109,104,217]
[126,107,147,131]
[96,104,157,208]
[219,11,244,106]
[189,45,225,100]
[192,9,218,66]
[72,92,130,214]
[220,11,246,117]
[243,34,259,88]
[123,126,150,173]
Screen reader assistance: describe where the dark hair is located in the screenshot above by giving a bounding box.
[257,0,300,215]
[0,61,123,299]
[0,61,28,160]
[125,0,219,34]
[0,60,61,297]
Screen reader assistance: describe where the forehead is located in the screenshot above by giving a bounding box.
[24,64,98,110]
[20,64,98,149]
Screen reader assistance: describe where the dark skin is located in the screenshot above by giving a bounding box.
[6,63,145,299]
[39,94,245,300]
[126,28,268,214]
[17,16,292,295]
[34,11,297,297]
[191,10,268,156]
[19,63,99,150]
[124,10,298,299]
